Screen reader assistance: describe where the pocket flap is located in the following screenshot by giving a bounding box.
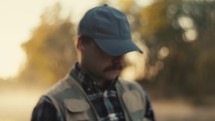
[65,99,90,112]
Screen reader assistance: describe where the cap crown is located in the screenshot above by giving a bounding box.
[78,5,131,41]
[78,5,142,56]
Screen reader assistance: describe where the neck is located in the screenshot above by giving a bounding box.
[78,62,114,90]
[89,74,107,89]
[79,62,103,86]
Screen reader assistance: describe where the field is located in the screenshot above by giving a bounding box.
[0,85,215,121]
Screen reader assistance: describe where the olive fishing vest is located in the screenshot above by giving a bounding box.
[46,75,150,121]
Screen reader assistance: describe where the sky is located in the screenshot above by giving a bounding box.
[0,0,151,80]
[0,0,100,79]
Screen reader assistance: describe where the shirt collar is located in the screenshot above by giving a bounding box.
[70,62,117,91]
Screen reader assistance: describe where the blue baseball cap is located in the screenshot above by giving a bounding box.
[78,4,143,56]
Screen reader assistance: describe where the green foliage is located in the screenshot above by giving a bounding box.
[18,3,77,85]
[18,0,215,101]
[111,0,215,101]
[144,0,215,100]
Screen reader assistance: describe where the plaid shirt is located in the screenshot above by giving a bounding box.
[31,63,156,121]
[71,63,125,121]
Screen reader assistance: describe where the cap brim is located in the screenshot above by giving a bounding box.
[94,39,143,56]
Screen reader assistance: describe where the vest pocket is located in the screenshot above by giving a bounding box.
[65,99,90,121]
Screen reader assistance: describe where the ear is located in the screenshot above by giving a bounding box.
[77,36,85,51]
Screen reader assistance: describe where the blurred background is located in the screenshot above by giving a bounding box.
[0,0,215,121]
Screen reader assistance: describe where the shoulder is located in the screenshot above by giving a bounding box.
[31,96,59,121]
[43,75,75,110]
[44,75,85,106]
[46,75,74,96]
[119,79,146,93]
[39,75,77,121]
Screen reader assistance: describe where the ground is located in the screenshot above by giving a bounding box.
[0,84,214,121]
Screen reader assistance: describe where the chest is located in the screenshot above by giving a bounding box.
[64,90,146,121]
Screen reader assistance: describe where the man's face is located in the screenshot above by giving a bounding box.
[78,39,124,81]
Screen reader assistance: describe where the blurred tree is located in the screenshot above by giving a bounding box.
[18,3,77,86]
[142,0,215,99]
[109,0,215,101]
[17,0,215,101]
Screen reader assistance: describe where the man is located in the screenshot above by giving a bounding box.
[31,4,155,121]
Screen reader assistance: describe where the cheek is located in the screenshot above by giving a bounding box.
[84,51,104,70]
[83,45,113,72]
[88,57,109,74]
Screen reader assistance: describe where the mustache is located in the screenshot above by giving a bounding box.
[103,63,123,72]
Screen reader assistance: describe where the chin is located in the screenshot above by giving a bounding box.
[103,70,120,80]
